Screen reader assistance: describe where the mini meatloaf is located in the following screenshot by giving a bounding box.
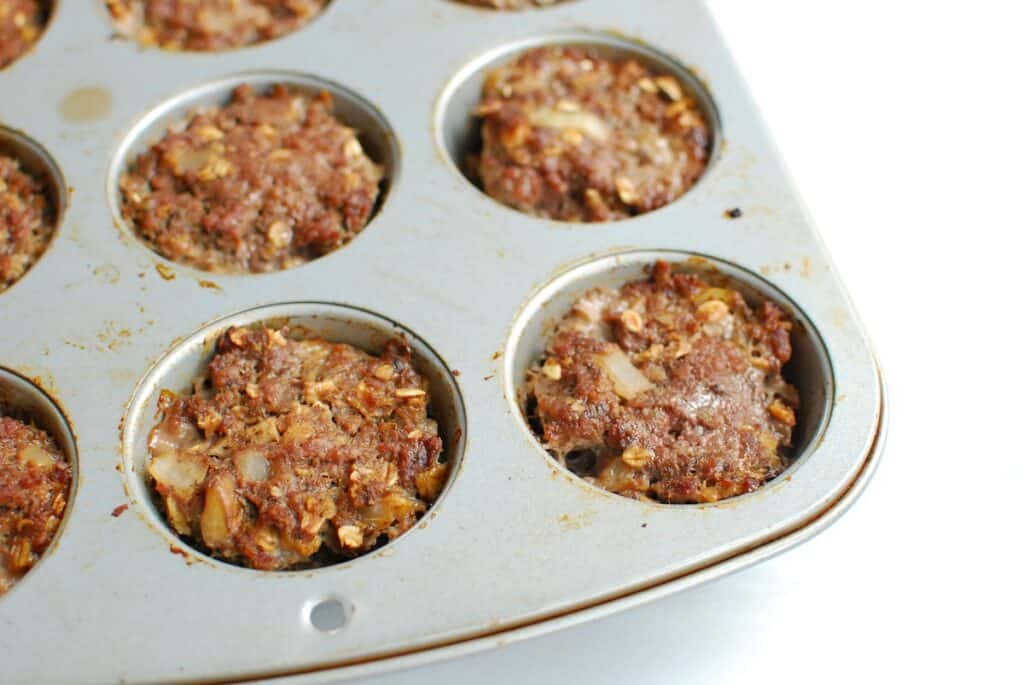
[0,0,47,69]
[463,0,566,9]
[1,153,56,294]
[147,326,449,570]
[0,415,71,595]
[525,261,799,503]
[119,84,383,273]
[105,0,329,51]
[470,46,711,222]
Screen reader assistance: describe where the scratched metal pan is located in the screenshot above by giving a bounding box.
[0,0,885,682]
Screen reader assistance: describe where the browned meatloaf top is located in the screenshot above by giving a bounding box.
[0,0,46,68]
[525,261,799,504]
[0,415,71,595]
[0,153,55,294]
[119,84,382,274]
[105,0,329,51]
[147,326,449,570]
[470,46,711,222]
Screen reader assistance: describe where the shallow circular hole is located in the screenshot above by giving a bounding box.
[504,250,834,505]
[0,126,67,296]
[435,31,721,222]
[0,0,55,70]
[453,0,575,10]
[105,0,333,53]
[307,597,348,633]
[0,367,78,598]
[107,70,399,274]
[121,303,466,572]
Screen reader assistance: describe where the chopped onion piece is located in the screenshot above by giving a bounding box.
[17,444,55,467]
[595,347,654,400]
[234,448,269,482]
[149,452,207,494]
[148,421,201,457]
[529,108,610,142]
[200,473,238,548]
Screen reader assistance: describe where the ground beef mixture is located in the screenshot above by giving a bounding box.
[462,0,567,9]
[105,0,329,51]
[119,84,383,273]
[0,154,56,294]
[147,326,449,570]
[0,1,46,69]
[525,261,800,503]
[0,415,71,595]
[469,47,711,222]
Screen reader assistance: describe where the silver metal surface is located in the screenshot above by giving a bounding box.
[0,1,885,683]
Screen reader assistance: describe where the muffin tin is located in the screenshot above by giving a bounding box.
[0,1,886,683]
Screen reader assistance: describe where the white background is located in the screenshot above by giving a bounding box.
[354,2,1023,682]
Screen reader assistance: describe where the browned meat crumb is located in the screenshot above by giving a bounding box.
[0,415,71,595]
[105,0,329,51]
[0,0,47,68]
[470,46,711,222]
[0,153,56,293]
[119,84,383,274]
[525,261,799,503]
[147,326,449,571]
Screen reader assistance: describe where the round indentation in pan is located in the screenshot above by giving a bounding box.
[0,126,67,296]
[107,70,399,275]
[121,303,466,573]
[0,1,56,71]
[0,367,78,599]
[504,250,833,505]
[105,0,334,53]
[452,0,575,11]
[435,31,721,222]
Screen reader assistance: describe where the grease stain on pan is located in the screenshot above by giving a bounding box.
[196,278,222,292]
[155,263,176,281]
[97,321,132,352]
[760,260,794,276]
[558,511,595,532]
[169,544,195,565]
[59,86,113,124]
[92,263,121,284]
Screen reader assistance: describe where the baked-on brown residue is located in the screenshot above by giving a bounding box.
[0,153,56,293]
[525,261,799,503]
[119,84,383,274]
[147,326,448,570]
[470,46,710,222]
[105,0,329,51]
[0,0,47,69]
[0,415,71,595]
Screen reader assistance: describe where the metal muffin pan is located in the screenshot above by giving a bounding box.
[0,1,886,683]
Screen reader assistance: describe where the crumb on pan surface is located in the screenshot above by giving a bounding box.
[525,260,799,504]
[470,46,711,222]
[119,84,383,274]
[0,415,71,595]
[0,0,46,69]
[147,326,449,571]
[105,0,329,51]
[0,153,56,294]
